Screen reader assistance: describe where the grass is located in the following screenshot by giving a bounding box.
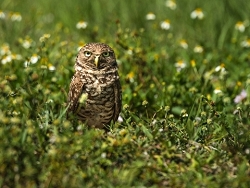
[1,0,250,187]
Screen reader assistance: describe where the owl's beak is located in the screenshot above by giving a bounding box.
[94,56,99,67]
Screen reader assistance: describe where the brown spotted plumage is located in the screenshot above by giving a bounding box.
[67,43,122,128]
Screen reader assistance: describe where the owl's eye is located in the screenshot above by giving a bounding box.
[84,51,92,57]
[102,52,111,57]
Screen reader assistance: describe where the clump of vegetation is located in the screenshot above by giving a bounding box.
[0,0,250,187]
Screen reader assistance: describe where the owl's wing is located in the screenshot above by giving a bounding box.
[67,73,85,114]
[113,76,122,121]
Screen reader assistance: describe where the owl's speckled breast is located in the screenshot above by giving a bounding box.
[82,69,119,96]
[67,42,121,129]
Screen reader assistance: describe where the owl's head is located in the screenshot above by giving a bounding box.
[75,43,117,71]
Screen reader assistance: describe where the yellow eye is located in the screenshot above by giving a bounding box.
[102,52,111,57]
[84,51,92,57]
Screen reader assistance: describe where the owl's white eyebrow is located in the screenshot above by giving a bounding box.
[90,51,112,55]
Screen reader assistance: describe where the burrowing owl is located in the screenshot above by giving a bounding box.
[67,43,122,128]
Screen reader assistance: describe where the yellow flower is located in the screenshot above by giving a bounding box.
[190,60,196,67]
[0,43,11,55]
[146,12,156,20]
[21,38,33,49]
[10,12,22,21]
[160,20,171,30]
[207,118,212,125]
[165,0,177,10]
[10,117,21,124]
[77,42,85,51]
[190,8,204,20]
[0,10,6,19]
[241,38,250,48]
[76,21,88,29]
[235,21,245,32]
[11,53,22,60]
[214,88,222,94]
[123,104,129,110]
[48,64,56,71]
[215,63,225,72]
[39,34,51,42]
[126,49,133,55]
[1,55,12,64]
[193,45,203,53]
[175,60,186,71]
[142,100,148,106]
[179,39,188,49]
[30,54,40,64]
[127,71,134,82]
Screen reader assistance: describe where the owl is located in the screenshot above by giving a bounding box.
[67,43,122,129]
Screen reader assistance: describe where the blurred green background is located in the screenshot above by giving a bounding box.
[1,0,250,46]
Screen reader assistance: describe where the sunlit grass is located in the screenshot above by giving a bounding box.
[1,0,250,187]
